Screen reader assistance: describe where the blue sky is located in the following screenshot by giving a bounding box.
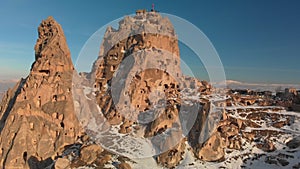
[0,0,299,83]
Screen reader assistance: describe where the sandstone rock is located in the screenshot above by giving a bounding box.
[117,162,132,169]
[227,136,242,150]
[0,16,81,168]
[119,120,133,134]
[80,144,103,164]
[90,12,181,128]
[98,154,111,165]
[197,132,226,162]
[85,11,192,168]
[272,121,285,128]
[188,101,211,148]
[54,158,70,169]
[156,139,186,168]
[257,141,276,152]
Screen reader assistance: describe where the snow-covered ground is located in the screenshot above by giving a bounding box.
[74,78,300,169]
[128,109,300,169]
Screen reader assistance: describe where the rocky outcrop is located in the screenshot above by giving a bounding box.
[80,144,103,164]
[54,158,70,169]
[197,132,226,162]
[87,11,184,167]
[82,11,217,168]
[91,12,180,125]
[0,16,81,168]
[117,162,132,169]
[79,11,217,168]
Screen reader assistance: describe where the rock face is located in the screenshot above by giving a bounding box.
[88,11,184,167]
[197,132,226,162]
[0,16,81,168]
[91,12,181,125]
[54,158,70,169]
[82,11,214,168]
[80,144,103,164]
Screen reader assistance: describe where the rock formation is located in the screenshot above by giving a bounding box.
[80,11,214,168]
[91,12,180,125]
[1,10,299,169]
[0,16,81,168]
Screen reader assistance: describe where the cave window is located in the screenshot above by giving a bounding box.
[170,83,175,89]
[53,95,57,102]
[39,70,50,74]
[110,65,117,71]
[60,122,64,128]
[23,151,27,162]
[135,75,141,80]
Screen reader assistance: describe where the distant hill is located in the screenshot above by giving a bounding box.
[214,80,300,92]
[0,80,17,100]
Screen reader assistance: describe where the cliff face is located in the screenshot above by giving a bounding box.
[84,11,212,168]
[92,12,181,125]
[0,16,81,169]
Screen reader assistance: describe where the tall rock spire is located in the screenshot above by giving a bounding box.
[0,16,81,169]
[32,16,73,73]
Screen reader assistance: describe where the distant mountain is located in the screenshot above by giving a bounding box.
[0,80,17,100]
[215,80,300,92]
